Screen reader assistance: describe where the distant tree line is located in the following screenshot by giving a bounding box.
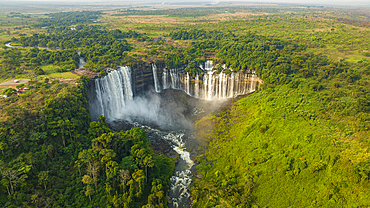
[34,11,102,29]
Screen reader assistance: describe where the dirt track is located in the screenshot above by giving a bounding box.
[0,79,30,87]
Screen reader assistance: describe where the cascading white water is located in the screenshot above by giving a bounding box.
[78,57,86,69]
[120,66,134,101]
[78,51,86,69]
[97,74,113,118]
[163,68,169,89]
[164,133,193,208]
[152,63,161,93]
[199,64,204,70]
[204,60,213,71]
[218,73,223,99]
[229,73,234,98]
[207,71,213,99]
[153,62,258,100]
[92,61,258,120]
[170,69,180,89]
[108,69,126,112]
[185,72,190,95]
[126,123,194,208]
[92,66,133,119]
[251,73,256,93]
[94,79,105,116]
[194,74,199,98]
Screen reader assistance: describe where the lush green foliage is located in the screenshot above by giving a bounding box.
[191,50,370,208]
[0,77,174,207]
[0,47,80,79]
[1,5,370,208]
[170,29,226,41]
[15,28,138,50]
[77,118,174,207]
[34,11,102,31]
[2,88,16,97]
[10,27,143,69]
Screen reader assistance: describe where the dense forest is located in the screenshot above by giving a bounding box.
[1,4,370,208]
[0,77,174,207]
[10,27,140,68]
[0,47,80,77]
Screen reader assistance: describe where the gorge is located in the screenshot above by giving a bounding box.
[88,61,259,207]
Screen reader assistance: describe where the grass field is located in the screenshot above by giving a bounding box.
[192,82,370,207]
[40,72,79,79]
[40,64,61,74]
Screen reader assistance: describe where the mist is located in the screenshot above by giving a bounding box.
[114,90,194,130]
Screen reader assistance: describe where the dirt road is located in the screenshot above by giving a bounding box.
[0,79,30,87]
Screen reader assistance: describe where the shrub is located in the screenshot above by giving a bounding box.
[16,84,25,89]
[34,67,45,75]
[3,88,16,96]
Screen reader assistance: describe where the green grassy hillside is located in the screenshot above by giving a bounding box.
[191,75,370,207]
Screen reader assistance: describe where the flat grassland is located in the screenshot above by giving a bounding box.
[102,7,370,62]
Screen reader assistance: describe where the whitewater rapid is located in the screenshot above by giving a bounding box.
[129,123,194,208]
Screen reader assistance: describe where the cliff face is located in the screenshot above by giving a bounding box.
[91,60,262,98]
[89,60,261,120]
[131,61,163,96]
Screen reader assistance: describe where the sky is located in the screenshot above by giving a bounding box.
[0,0,369,6]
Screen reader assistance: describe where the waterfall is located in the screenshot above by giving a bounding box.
[199,63,204,70]
[229,73,234,97]
[89,61,259,207]
[91,66,133,120]
[107,69,126,112]
[242,74,247,94]
[194,74,199,98]
[120,66,134,100]
[197,69,257,100]
[91,61,258,120]
[152,63,161,93]
[207,71,213,99]
[163,68,169,89]
[94,79,105,116]
[222,72,228,98]
[205,60,213,71]
[217,73,221,99]
[78,51,86,69]
[185,72,190,95]
[251,73,256,92]
[170,69,180,89]
[78,57,86,69]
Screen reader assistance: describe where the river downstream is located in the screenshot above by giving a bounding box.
[110,119,195,208]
